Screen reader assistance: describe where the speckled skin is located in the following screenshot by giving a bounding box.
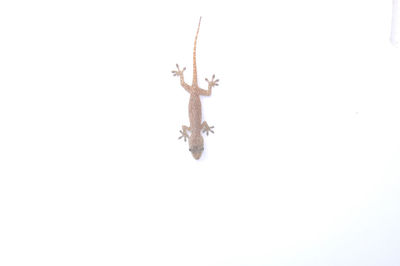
[172,17,219,160]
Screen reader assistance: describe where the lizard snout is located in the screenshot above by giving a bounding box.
[189,146,204,160]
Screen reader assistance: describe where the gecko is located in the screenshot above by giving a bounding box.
[172,17,219,160]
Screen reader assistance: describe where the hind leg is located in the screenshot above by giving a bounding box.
[172,64,192,93]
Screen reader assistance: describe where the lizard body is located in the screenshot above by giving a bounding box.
[172,17,219,160]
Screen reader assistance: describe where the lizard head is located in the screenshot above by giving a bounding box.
[189,134,204,160]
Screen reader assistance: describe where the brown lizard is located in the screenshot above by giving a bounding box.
[172,17,219,160]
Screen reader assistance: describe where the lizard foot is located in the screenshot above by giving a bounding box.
[202,122,214,136]
[178,129,190,142]
[205,74,219,88]
[172,64,186,77]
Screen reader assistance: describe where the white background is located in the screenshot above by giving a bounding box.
[1,0,400,265]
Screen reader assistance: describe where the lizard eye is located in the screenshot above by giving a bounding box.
[189,148,192,151]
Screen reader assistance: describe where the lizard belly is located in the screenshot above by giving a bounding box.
[189,94,202,133]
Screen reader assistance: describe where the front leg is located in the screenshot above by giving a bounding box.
[178,125,191,142]
[199,74,219,96]
[172,64,192,93]
[201,121,214,136]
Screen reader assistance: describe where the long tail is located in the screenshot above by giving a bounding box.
[192,17,202,86]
